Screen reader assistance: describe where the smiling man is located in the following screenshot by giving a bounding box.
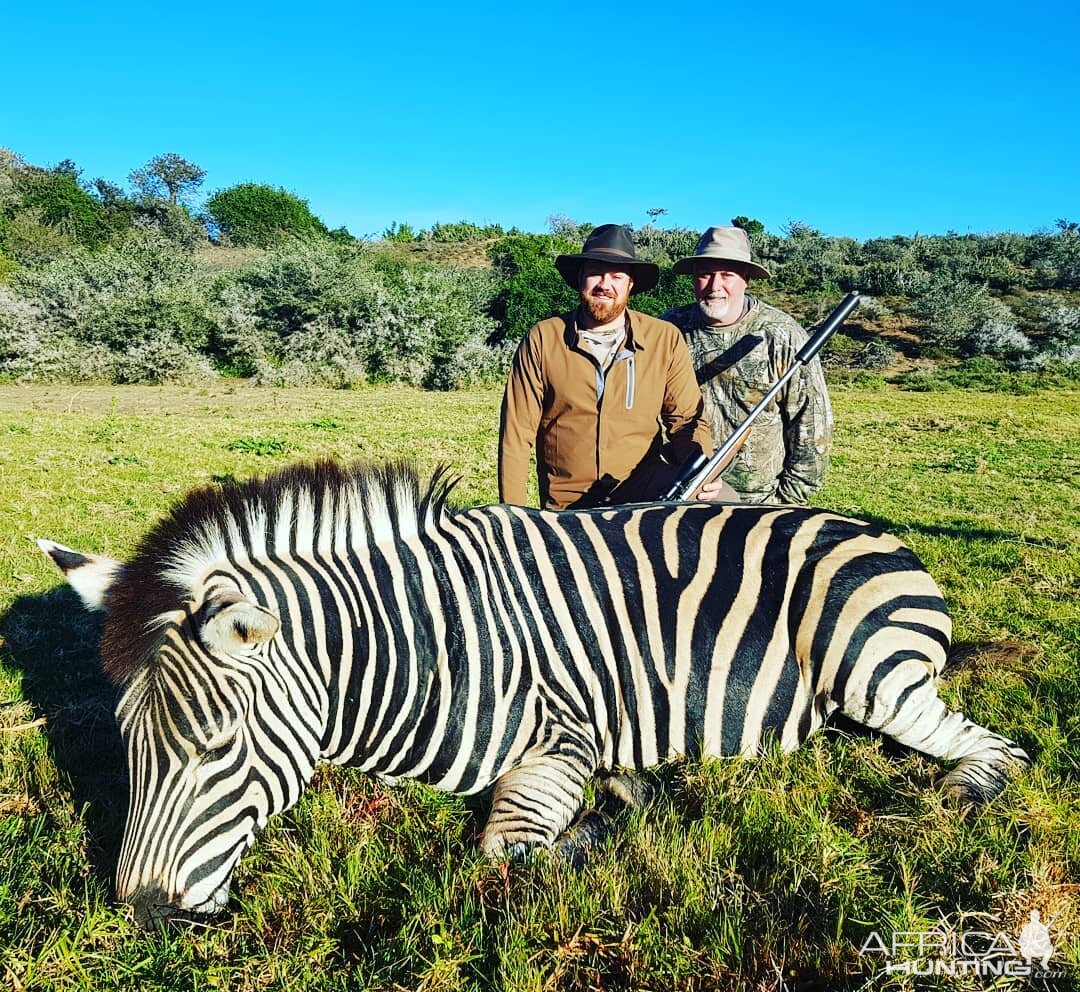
[661,226,833,505]
[498,224,713,510]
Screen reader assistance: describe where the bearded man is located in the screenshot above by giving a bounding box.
[662,226,833,505]
[498,224,714,510]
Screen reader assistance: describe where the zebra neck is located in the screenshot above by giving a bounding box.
[314,533,451,769]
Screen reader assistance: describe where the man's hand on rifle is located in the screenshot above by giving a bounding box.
[695,478,741,502]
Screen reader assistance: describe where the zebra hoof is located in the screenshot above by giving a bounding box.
[941,743,1031,803]
[555,810,611,868]
[478,831,545,862]
[594,770,657,810]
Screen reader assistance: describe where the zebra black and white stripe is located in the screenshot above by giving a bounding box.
[41,461,1030,923]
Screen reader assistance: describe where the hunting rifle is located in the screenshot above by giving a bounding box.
[659,291,861,501]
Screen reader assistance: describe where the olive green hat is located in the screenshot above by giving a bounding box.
[672,226,771,280]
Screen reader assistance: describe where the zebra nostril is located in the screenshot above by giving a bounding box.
[126,886,181,930]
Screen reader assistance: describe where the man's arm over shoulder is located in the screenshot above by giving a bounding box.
[773,314,833,504]
[498,325,546,506]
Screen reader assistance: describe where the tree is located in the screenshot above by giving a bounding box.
[90,178,126,208]
[732,215,765,236]
[205,183,329,247]
[18,167,108,249]
[129,153,206,204]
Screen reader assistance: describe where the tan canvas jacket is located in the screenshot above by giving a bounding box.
[498,308,713,510]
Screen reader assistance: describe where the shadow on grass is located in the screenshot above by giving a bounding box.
[856,512,1067,550]
[0,585,126,887]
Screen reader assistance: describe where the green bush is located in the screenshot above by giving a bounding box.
[911,275,994,350]
[487,234,578,343]
[0,249,17,283]
[0,231,216,382]
[131,199,207,249]
[632,267,694,318]
[383,221,418,243]
[425,221,506,242]
[206,240,503,388]
[206,184,330,247]
[632,225,699,266]
[17,168,109,250]
[894,357,1077,393]
[1033,223,1080,289]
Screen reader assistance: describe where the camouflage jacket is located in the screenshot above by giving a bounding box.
[660,297,833,504]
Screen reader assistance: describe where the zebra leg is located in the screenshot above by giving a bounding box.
[594,769,658,809]
[553,770,659,868]
[479,750,595,859]
[841,658,1030,801]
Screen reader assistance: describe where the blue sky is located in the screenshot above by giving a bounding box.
[4,0,1078,240]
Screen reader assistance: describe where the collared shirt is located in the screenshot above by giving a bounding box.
[661,297,833,505]
[498,308,712,510]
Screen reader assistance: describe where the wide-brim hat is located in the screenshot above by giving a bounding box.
[555,223,660,295]
[672,226,771,280]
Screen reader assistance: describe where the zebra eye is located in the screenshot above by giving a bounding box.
[201,734,238,763]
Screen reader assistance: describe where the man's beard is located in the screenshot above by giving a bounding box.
[582,291,627,325]
[698,295,731,323]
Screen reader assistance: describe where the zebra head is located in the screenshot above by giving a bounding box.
[38,538,324,927]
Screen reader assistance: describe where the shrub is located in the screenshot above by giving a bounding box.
[487,234,578,343]
[131,199,207,249]
[206,184,330,247]
[963,315,1032,358]
[911,275,993,349]
[854,259,932,297]
[22,231,213,351]
[822,333,894,370]
[547,215,594,241]
[208,240,501,387]
[770,222,849,292]
[1032,301,1080,365]
[383,222,418,243]
[0,249,18,282]
[17,167,109,250]
[424,221,506,242]
[1,230,217,384]
[212,239,377,382]
[110,329,216,384]
[630,268,694,318]
[0,285,120,382]
[1032,223,1080,289]
[255,317,368,389]
[632,225,699,266]
[821,332,861,367]
[427,337,514,390]
[853,339,896,369]
[0,208,78,267]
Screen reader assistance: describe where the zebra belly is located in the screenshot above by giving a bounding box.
[605,646,814,769]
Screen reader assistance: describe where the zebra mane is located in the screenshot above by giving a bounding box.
[99,460,459,684]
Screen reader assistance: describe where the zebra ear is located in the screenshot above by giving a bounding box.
[197,595,280,655]
[37,539,123,611]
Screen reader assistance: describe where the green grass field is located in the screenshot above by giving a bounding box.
[1,382,1077,991]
